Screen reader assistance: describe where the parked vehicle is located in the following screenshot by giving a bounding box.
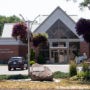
[8,57,28,71]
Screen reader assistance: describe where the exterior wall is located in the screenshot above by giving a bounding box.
[18,45,27,57]
[0,45,27,64]
[80,41,89,58]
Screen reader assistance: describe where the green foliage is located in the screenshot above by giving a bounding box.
[80,0,90,7]
[77,71,90,81]
[84,71,90,80]
[77,71,85,80]
[67,0,90,7]
[38,53,45,64]
[0,75,8,80]
[0,74,30,80]
[82,62,90,80]
[30,60,36,65]
[69,61,77,77]
[33,33,48,47]
[7,74,29,80]
[82,62,89,72]
[30,49,35,60]
[53,71,69,79]
[70,75,79,81]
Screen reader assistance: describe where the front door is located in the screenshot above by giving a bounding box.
[51,50,58,63]
[54,51,58,63]
[51,49,67,63]
[58,49,67,63]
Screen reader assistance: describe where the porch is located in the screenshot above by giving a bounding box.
[48,39,80,64]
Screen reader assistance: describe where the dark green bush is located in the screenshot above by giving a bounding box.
[84,71,90,80]
[0,74,30,80]
[77,71,85,80]
[7,74,30,80]
[69,61,77,77]
[82,62,90,80]
[38,53,45,64]
[70,75,79,81]
[30,49,35,60]
[53,71,69,79]
[82,62,89,72]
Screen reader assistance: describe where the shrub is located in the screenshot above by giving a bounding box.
[82,62,89,72]
[7,74,29,80]
[0,75,8,80]
[53,71,69,79]
[70,75,79,81]
[84,71,90,80]
[82,62,90,80]
[69,61,77,77]
[77,71,85,80]
[38,53,45,64]
[30,49,35,60]
[30,60,36,65]
[0,75,30,80]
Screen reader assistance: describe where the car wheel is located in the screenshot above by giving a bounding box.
[13,68,16,70]
[26,67,28,69]
[8,67,11,71]
[21,67,24,70]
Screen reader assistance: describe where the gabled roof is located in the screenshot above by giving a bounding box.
[34,7,79,38]
[2,23,15,38]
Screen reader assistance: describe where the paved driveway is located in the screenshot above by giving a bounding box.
[0,64,69,75]
[0,65,28,75]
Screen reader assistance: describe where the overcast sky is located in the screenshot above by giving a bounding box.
[0,0,90,21]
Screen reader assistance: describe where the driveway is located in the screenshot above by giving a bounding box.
[0,65,28,75]
[0,64,69,75]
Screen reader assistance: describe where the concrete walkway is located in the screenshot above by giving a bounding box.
[44,64,69,73]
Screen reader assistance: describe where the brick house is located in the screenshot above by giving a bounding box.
[0,24,27,64]
[0,7,89,64]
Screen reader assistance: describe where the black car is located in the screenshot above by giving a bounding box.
[8,57,28,71]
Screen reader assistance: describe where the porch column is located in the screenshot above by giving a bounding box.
[66,41,69,63]
[49,42,52,63]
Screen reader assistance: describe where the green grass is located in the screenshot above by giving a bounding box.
[0,74,30,80]
[53,71,69,79]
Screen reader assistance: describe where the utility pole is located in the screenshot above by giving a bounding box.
[19,14,30,76]
[19,14,40,76]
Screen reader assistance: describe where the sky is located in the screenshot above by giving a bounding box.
[0,0,90,21]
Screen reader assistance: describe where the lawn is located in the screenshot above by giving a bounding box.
[0,79,90,89]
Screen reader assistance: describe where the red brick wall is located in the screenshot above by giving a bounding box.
[80,41,89,58]
[18,45,27,57]
[0,45,27,63]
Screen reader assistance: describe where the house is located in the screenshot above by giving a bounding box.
[0,7,89,64]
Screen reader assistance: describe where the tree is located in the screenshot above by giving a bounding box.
[76,18,90,42]
[12,22,28,43]
[80,0,90,7]
[75,18,90,57]
[33,33,47,47]
[67,0,90,7]
[32,33,48,63]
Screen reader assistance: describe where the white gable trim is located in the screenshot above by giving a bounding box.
[34,7,79,38]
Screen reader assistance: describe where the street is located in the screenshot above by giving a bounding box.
[0,64,69,75]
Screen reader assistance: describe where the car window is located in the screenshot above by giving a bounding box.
[10,57,22,61]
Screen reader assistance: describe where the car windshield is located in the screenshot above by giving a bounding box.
[10,57,22,61]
